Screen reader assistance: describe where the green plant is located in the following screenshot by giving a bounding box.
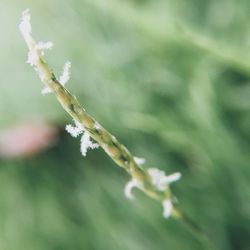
[19,9,182,220]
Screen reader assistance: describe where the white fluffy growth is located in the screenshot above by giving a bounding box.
[162,199,173,218]
[41,87,52,95]
[124,168,181,218]
[65,120,99,156]
[134,156,146,166]
[59,61,71,85]
[147,168,181,191]
[19,8,38,67]
[124,179,141,199]
[19,9,53,67]
[19,9,55,95]
[124,168,181,219]
[26,50,37,66]
[65,120,84,138]
[80,131,99,157]
[36,41,53,55]
[164,172,182,184]
[19,9,32,38]
[146,168,181,219]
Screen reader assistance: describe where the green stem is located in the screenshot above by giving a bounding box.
[19,10,215,249]
[19,10,172,204]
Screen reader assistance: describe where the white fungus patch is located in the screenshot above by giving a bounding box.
[19,9,69,96]
[26,50,38,66]
[36,41,53,54]
[65,119,99,156]
[147,168,181,192]
[125,167,181,219]
[162,199,173,218]
[59,61,71,85]
[19,9,53,67]
[19,9,32,40]
[124,179,141,199]
[41,87,52,95]
[147,168,181,218]
[80,131,99,157]
[134,156,146,166]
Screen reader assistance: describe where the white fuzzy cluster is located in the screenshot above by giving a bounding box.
[65,120,84,137]
[65,120,99,156]
[134,156,146,165]
[80,131,99,157]
[125,167,181,219]
[19,9,53,95]
[147,168,181,218]
[36,41,53,54]
[19,9,38,66]
[124,179,141,200]
[20,9,53,67]
[41,87,52,95]
[147,168,181,192]
[124,157,145,199]
[26,50,38,66]
[59,61,71,85]
[19,9,70,96]
[162,199,173,218]
[19,9,32,41]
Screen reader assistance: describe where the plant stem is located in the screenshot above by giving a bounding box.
[19,10,173,204]
[19,10,216,249]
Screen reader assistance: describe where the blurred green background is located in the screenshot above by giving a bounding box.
[0,0,250,249]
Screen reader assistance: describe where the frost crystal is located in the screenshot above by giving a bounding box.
[125,168,181,215]
[19,9,53,67]
[80,131,99,157]
[65,120,99,156]
[65,120,84,138]
[41,87,52,95]
[59,61,71,85]
[26,50,38,66]
[124,179,141,199]
[19,9,32,38]
[19,9,55,94]
[36,41,53,53]
[146,168,181,219]
[147,168,181,191]
[134,156,146,165]
[162,199,173,218]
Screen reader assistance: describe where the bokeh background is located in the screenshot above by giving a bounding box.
[0,0,250,249]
